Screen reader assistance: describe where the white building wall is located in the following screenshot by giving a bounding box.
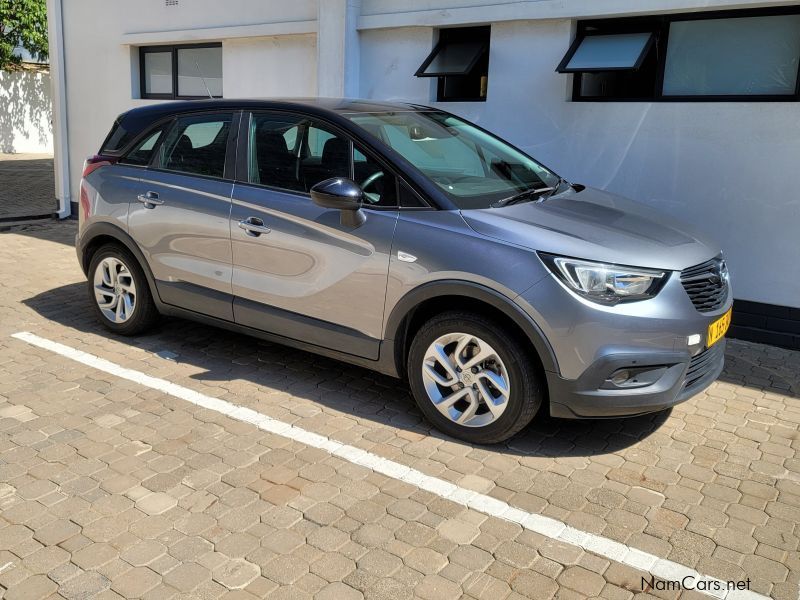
[223,35,317,98]
[0,69,53,154]
[122,0,317,34]
[359,19,800,308]
[359,27,433,101]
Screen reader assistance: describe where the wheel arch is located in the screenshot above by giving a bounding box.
[78,222,162,305]
[384,281,558,379]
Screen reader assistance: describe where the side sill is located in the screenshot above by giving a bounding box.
[157,280,234,322]
[158,303,401,379]
[233,296,381,361]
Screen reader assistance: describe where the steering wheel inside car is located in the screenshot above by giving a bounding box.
[361,171,385,203]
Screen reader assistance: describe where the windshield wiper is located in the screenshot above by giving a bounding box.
[491,184,557,208]
[491,177,572,208]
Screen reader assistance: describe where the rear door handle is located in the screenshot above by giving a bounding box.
[136,191,163,208]
[238,217,271,236]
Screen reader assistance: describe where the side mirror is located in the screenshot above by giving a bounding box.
[310,177,363,210]
[310,178,366,228]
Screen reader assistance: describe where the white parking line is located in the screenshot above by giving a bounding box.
[11,331,768,600]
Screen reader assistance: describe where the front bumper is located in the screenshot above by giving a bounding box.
[515,267,731,419]
[546,339,725,418]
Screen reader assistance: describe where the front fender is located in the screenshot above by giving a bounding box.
[383,280,558,376]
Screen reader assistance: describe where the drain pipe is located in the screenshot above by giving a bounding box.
[46,0,71,218]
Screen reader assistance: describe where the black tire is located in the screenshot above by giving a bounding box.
[87,244,159,335]
[407,311,544,444]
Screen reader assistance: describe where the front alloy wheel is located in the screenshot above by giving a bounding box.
[408,311,543,444]
[421,333,511,427]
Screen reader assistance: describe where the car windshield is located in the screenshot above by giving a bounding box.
[344,110,560,209]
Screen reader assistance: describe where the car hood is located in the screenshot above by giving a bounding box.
[460,186,720,271]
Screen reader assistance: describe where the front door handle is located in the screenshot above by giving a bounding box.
[136,191,163,208]
[238,217,271,237]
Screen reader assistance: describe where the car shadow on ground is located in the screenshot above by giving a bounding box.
[22,281,797,457]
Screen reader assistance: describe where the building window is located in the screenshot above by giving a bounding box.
[140,43,222,99]
[559,32,654,72]
[663,15,800,97]
[558,27,660,100]
[415,26,490,102]
[559,7,800,101]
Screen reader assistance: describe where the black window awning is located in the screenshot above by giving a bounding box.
[556,32,655,73]
[415,39,489,77]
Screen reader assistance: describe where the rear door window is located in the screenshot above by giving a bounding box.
[156,113,233,178]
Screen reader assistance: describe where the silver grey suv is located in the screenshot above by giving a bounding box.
[76,99,732,444]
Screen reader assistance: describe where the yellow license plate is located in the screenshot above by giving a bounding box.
[707,308,732,348]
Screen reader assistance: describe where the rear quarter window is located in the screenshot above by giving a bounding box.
[100,119,133,154]
[119,128,167,166]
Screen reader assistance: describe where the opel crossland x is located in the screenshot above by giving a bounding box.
[77,99,732,443]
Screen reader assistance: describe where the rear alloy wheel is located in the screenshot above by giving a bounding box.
[93,256,137,324]
[88,245,158,335]
[408,311,543,444]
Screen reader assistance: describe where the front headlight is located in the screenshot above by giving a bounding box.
[539,253,667,305]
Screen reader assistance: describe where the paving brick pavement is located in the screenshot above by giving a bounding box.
[0,220,798,599]
[0,154,56,220]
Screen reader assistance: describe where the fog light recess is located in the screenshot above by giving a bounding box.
[602,365,669,390]
[610,370,631,386]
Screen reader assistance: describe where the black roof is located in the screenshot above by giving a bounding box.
[122,97,431,122]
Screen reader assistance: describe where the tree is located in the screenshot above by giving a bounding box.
[0,0,48,70]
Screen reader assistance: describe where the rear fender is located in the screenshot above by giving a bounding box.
[77,221,162,306]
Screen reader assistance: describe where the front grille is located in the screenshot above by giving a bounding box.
[680,257,728,313]
[683,342,724,391]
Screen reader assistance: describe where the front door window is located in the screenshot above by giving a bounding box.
[247,113,353,193]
